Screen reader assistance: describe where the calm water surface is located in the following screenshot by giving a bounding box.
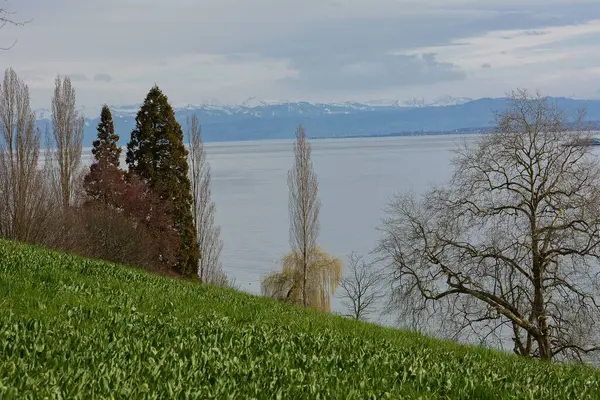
[204,134,478,317]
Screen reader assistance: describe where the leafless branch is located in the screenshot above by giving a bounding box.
[0,6,32,50]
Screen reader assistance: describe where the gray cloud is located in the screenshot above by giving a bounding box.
[94,73,112,83]
[240,3,600,58]
[522,30,549,37]
[235,3,600,94]
[68,73,89,82]
[481,63,492,69]
[282,52,465,91]
[14,1,600,61]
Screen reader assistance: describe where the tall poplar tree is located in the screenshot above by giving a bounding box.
[50,75,84,210]
[187,114,227,285]
[288,124,320,307]
[261,124,342,312]
[126,85,199,276]
[0,67,47,242]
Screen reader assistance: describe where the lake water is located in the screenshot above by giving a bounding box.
[204,134,478,319]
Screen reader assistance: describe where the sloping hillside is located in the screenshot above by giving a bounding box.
[0,240,599,399]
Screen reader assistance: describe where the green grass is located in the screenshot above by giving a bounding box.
[1,240,599,399]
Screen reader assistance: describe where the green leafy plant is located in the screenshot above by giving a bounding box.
[1,239,599,399]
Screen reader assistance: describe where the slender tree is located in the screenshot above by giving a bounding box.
[187,113,227,285]
[0,67,47,242]
[263,124,341,310]
[288,124,320,307]
[126,85,199,276]
[378,89,600,363]
[83,104,123,205]
[50,75,84,210]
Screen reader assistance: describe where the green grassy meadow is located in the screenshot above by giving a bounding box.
[1,239,599,399]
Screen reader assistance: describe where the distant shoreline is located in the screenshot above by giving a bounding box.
[311,129,490,140]
[38,126,600,150]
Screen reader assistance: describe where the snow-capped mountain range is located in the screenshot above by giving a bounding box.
[97,95,474,118]
[32,95,600,146]
[34,95,473,121]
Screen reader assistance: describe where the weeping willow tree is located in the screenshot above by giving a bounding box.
[261,247,342,312]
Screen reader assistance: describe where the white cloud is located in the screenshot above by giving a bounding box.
[397,19,600,70]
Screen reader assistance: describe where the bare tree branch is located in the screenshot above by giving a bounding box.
[0,6,32,50]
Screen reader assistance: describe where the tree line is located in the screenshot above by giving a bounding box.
[2,65,600,365]
[0,68,227,285]
[0,65,382,319]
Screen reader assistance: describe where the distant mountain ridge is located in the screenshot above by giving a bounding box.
[33,96,600,147]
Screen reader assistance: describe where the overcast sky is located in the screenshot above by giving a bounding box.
[2,0,600,116]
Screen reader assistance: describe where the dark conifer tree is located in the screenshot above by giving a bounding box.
[83,104,123,205]
[126,85,199,276]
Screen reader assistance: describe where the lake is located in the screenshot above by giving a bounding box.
[78,134,478,321]
[204,134,477,319]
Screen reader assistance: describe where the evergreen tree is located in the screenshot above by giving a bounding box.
[126,85,199,276]
[83,104,123,205]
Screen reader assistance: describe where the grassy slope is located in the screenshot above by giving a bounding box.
[0,240,599,399]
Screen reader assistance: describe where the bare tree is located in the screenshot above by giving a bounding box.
[338,252,385,321]
[50,75,84,210]
[0,67,49,242]
[261,247,342,312]
[378,89,600,363]
[288,124,320,307]
[187,114,228,286]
